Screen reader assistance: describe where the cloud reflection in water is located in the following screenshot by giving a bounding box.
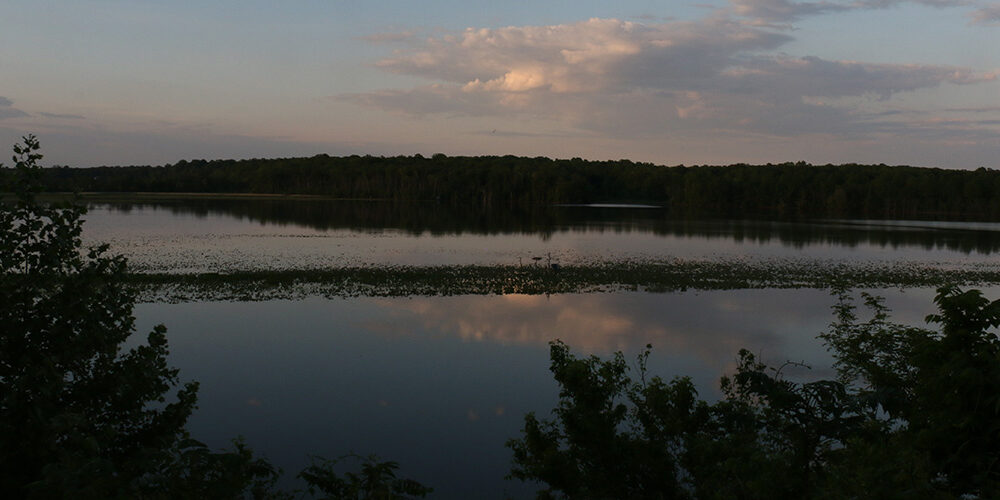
[364,290,853,382]
[134,287,985,498]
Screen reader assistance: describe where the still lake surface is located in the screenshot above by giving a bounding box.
[83,198,1000,498]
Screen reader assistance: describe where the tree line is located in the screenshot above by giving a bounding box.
[10,154,1000,219]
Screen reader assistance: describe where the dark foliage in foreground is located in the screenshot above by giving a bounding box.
[0,137,430,499]
[0,136,284,498]
[509,287,1000,499]
[10,153,1000,219]
[298,454,434,499]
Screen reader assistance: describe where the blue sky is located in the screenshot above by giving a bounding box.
[1,0,998,168]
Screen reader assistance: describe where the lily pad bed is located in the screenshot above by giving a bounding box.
[125,258,1000,302]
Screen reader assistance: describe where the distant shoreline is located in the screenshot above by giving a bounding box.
[10,157,1000,221]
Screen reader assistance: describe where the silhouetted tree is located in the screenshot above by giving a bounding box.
[0,136,195,495]
[298,454,433,499]
[510,287,1000,499]
[0,136,429,499]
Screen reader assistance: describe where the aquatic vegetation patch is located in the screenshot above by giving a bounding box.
[126,258,1000,302]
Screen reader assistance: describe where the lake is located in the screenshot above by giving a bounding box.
[82,197,1000,272]
[84,197,1000,498]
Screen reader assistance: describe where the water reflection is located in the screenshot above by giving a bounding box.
[79,199,1000,274]
[131,288,978,498]
[372,294,782,367]
[91,197,1000,254]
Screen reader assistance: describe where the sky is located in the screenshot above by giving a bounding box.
[1,0,998,168]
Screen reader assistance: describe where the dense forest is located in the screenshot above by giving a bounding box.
[8,154,1000,219]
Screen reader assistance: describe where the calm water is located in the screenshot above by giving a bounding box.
[83,198,1000,272]
[90,199,1000,498]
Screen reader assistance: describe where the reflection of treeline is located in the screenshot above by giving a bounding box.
[18,154,1000,219]
[95,197,1000,255]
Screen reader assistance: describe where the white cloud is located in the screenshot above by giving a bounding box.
[360,31,418,43]
[721,56,994,100]
[970,3,1000,25]
[0,122,364,167]
[0,97,29,120]
[729,0,849,23]
[342,17,995,141]
[375,18,790,94]
[38,112,86,120]
[729,0,972,23]
[337,84,512,117]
